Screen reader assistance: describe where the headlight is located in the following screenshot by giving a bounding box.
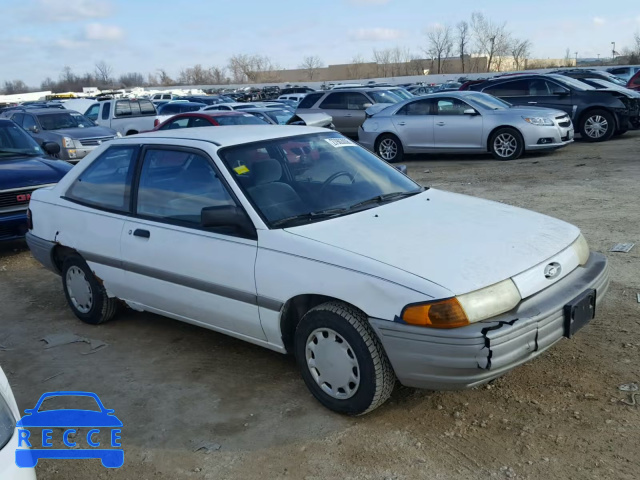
[62,136,74,148]
[402,279,521,329]
[0,393,15,450]
[523,116,554,126]
[571,233,590,266]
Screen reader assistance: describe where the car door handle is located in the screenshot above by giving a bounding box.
[133,229,150,239]
[345,114,353,117]
[436,122,445,126]
[397,121,406,126]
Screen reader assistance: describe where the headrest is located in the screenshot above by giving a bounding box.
[252,159,282,185]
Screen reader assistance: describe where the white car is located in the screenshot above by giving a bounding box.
[277,94,306,103]
[25,126,609,415]
[0,365,37,479]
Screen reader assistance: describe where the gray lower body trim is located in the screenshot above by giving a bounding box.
[370,252,609,391]
[80,251,284,312]
[26,233,59,274]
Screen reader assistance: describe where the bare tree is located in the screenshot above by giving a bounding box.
[300,55,324,80]
[511,39,531,70]
[210,66,228,84]
[156,69,173,86]
[425,24,453,74]
[564,48,572,67]
[2,80,29,95]
[118,72,145,88]
[471,12,510,72]
[456,21,470,73]
[94,61,113,85]
[373,48,393,77]
[347,54,367,79]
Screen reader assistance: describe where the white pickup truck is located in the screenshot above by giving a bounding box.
[65,98,157,136]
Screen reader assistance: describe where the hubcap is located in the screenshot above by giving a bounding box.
[305,328,360,399]
[66,266,93,313]
[493,133,518,158]
[584,115,608,138]
[378,138,398,161]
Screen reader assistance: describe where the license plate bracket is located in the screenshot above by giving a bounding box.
[563,289,596,338]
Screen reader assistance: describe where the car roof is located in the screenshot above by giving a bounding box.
[16,108,72,115]
[132,125,329,146]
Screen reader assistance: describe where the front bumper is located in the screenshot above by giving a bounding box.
[0,211,28,241]
[522,122,574,151]
[370,252,609,390]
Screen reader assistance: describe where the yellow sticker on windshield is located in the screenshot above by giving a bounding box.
[234,165,250,175]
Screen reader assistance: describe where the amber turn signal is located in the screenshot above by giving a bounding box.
[402,298,470,329]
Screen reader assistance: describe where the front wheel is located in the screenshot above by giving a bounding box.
[579,110,615,142]
[489,127,524,160]
[294,302,395,415]
[376,134,404,163]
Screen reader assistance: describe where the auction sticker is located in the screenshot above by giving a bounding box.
[325,138,356,148]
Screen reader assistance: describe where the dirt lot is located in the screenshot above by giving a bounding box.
[1,133,639,480]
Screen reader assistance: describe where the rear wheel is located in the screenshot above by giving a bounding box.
[294,301,395,415]
[376,134,404,163]
[579,110,615,142]
[489,127,524,160]
[62,255,119,325]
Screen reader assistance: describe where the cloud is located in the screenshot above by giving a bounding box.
[14,36,36,44]
[349,28,404,41]
[349,0,390,4]
[37,0,113,21]
[55,38,87,49]
[83,23,124,41]
[593,17,605,26]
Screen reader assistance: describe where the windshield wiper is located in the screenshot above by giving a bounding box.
[347,188,425,211]
[271,207,349,228]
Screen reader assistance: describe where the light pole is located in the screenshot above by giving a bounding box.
[575,51,578,66]
[611,41,616,61]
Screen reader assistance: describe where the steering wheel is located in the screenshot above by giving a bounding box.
[320,171,356,193]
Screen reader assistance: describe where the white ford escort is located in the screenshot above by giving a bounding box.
[26,126,609,415]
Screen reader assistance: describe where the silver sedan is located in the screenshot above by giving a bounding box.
[358,91,574,161]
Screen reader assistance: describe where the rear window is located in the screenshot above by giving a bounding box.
[213,114,268,126]
[139,100,156,114]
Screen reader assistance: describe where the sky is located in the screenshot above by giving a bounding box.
[2,0,640,87]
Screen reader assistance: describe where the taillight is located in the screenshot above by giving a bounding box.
[154,119,159,127]
[27,208,33,230]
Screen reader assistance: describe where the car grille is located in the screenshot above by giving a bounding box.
[0,185,54,211]
[79,137,113,147]
[556,115,571,128]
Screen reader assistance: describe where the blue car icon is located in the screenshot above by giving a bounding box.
[15,391,123,468]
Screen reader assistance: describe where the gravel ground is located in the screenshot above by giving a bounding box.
[1,132,639,480]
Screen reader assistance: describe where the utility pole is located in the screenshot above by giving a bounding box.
[574,52,578,66]
[611,41,616,61]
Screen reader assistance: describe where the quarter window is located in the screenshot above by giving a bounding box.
[66,146,138,212]
[136,149,236,227]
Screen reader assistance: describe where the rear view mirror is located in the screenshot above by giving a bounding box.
[42,142,61,156]
[463,108,478,115]
[201,205,256,238]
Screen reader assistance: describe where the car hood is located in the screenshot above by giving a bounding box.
[48,126,117,139]
[0,156,72,190]
[284,190,579,295]
[498,105,568,117]
[287,112,333,128]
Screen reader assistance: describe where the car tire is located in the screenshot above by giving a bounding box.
[376,134,404,163]
[294,301,395,415]
[489,127,524,160]
[62,254,119,325]
[613,128,628,137]
[579,109,615,142]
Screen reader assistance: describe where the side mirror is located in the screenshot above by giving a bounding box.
[363,103,373,109]
[394,164,408,174]
[463,108,478,115]
[28,125,39,133]
[554,89,570,96]
[42,142,61,156]
[201,205,255,238]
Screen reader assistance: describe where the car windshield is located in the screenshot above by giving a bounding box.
[550,75,594,91]
[367,90,403,104]
[0,122,45,158]
[219,132,423,227]
[213,114,268,125]
[264,110,294,125]
[389,88,413,100]
[594,76,627,87]
[39,112,96,130]
[466,93,512,110]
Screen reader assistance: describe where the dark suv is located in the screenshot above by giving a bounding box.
[467,74,633,142]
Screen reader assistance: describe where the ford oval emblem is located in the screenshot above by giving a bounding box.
[544,262,562,279]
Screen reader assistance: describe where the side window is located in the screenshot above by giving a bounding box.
[22,115,39,131]
[101,102,111,120]
[347,93,369,110]
[159,118,190,130]
[298,92,323,108]
[129,101,142,116]
[10,113,24,126]
[85,104,100,121]
[483,80,529,97]
[319,92,348,109]
[139,100,156,115]
[136,149,236,228]
[115,101,132,117]
[545,81,569,95]
[190,117,212,128]
[528,80,551,96]
[396,99,432,116]
[436,98,471,115]
[66,146,138,212]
